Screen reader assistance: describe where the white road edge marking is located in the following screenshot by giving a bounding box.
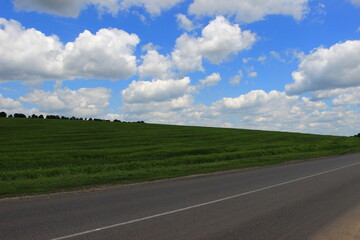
[50,161,360,240]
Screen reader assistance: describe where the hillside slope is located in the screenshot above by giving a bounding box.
[1,118,359,197]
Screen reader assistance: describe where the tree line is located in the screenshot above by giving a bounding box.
[353,133,360,138]
[0,111,145,124]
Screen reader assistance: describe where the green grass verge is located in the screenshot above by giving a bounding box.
[1,118,359,197]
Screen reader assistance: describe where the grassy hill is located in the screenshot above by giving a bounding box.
[1,117,359,197]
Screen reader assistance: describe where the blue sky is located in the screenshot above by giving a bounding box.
[0,0,359,136]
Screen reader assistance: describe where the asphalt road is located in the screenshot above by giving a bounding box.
[1,153,360,240]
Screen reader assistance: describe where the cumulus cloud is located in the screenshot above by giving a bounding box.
[20,87,111,117]
[172,16,256,72]
[311,87,360,100]
[0,94,40,116]
[302,97,327,110]
[0,18,63,82]
[188,0,309,23]
[13,0,183,17]
[0,18,139,83]
[122,94,193,114]
[141,42,160,52]
[229,70,243,86]
[213,90,299,114]
[121,77,192,104]
[0,94,23,111]
[285,40,360,96]
[121,77,194,114]
[198,72,221,88]
[209,90,358,135]
[138,50,174,79]
[121,88,360,135]
[120,103,228,127]
[62,28,139,80]
[332,89,360,106]
[118,86,360,135]
[176,14,196,31]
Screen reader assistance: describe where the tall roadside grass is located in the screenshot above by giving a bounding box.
[1,118,359,197]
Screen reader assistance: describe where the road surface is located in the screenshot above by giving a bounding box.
[1,153,360,240]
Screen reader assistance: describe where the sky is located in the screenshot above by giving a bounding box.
[0,0,359,136]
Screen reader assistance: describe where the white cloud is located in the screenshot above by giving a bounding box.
[172,16,256,72]
[62,28,139,80]
[243,56,267,64]
[242,58,253,63]
[0,18,139,82]
[103,113,124,121]
[349,0,360,7]
[332,90,360,106]
[120,0,184,16]
[0,94,41,116]
[0,18,63,82]
[248,72,258,78]
[176,14,195,31]
[118,86,359,136]
[13,0,184,17]
[121,77,195,114]
[213,90,299,114]
[209,90,360,135]
[188,0,309,23]
[0,94,23,110]
[122,94,193,114]
[286,40,360,96]
[270,51,285,62]
[20,87,111,117]
[141,43,160,52]
[138,50,174,79]
[120,103,227,127]
[311,87,360,100]
[229,70,243,86]
[198,72,221,88]
[121,77,192,104]
[257,56,267,62]
[302,97,327,110]
[172,36,203,72]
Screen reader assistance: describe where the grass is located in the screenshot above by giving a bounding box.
[1,117,359,197]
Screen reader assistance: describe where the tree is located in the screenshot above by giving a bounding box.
[0,112,6,117]
[46,115,60,119]
[14,113,27,118]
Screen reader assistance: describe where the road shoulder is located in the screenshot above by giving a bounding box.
[311,202,360,240]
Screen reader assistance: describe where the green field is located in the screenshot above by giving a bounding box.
[1,118,359,197]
